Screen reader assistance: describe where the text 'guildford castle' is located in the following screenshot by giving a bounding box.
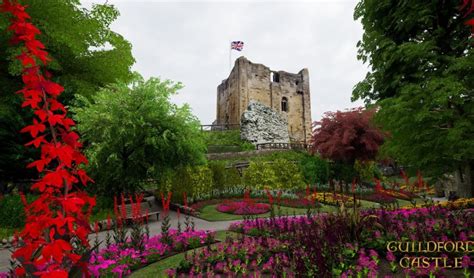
[215,56,312,144]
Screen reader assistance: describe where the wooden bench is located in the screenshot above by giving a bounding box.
[119,200,160,221]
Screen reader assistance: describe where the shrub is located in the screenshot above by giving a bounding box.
[243,161,278,190]
[0,194,35,229]
[156,165,213,203]
[209,161,227,192]
[224,167,242,188]
[300,155,329,184]
[243,159,305,190]
[354,160,382,182]
[272,158,305,189]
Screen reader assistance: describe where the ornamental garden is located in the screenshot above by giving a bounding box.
[0,0,473,278]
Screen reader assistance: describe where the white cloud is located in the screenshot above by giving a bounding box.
[83,0,366,123]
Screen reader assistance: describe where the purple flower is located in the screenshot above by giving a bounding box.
[386,251,395,262]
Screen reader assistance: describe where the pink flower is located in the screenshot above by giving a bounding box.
[386,251,395,262]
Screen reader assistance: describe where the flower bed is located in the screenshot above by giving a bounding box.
[401,198,474,210]
[89,229,215,277]
[188,196,319,214]
[380,188,417,200]
[356,192,397,204]
[310,192,357,206]
[216,200,270,215]
[167,207,473,277]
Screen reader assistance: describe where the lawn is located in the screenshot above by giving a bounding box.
[197,201,382,221]
[129,231,239,277]
[395,197,432,207]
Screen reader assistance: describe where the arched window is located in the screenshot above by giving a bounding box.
[281,97,288,112]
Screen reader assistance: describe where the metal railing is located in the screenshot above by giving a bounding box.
[200,124,240,131]
[255,142,311,150]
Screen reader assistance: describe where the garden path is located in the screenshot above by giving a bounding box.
[0,210,238,272]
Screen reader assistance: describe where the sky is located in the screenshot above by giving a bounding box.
[83,0,368,124]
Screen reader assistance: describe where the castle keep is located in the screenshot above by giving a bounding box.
[216,56,312,143]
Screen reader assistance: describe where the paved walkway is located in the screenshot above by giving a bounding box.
[0,210,238,272]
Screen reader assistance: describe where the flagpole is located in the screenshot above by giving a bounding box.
[229,40,232,72]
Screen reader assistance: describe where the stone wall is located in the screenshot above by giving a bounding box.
[216,56,312,143]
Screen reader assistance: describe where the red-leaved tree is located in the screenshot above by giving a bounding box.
[310,108,384,190]
[1,1,95,277]
[310,108,384,165]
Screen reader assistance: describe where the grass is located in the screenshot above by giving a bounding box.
[0,227,16,240]
[198,203,342,221]
[395,198,430,208]
[130,231,239,277]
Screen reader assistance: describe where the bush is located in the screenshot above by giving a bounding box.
[272,159,305,189]
[243,161,278,190]
[354,160,382,182]
[243,159,305,190]
[156,165,213,203]
[209,161,227,192]
[300,155,329,185]
[224,167,242,187]
[0,194,35,229]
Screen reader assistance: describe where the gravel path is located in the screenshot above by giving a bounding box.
[0,210,238,273]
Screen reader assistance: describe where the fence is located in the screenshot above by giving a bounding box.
[255,142,311,151]
[200,124,240,131]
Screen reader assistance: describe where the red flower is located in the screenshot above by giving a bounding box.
[161,192,172,215]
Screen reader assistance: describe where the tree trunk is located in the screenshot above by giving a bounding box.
[455,162,473,198]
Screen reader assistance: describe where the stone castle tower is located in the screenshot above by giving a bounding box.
[215,56,312,143]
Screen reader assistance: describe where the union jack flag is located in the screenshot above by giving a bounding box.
[231,41,244,51]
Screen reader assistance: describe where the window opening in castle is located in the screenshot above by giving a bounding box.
[281,97,288,112]
[271,72,280,83]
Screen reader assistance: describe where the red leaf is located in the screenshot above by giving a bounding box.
[20,119,45,137]
[17,52,36,67]
[42,240,72,263]
[42,80,64,97]
[60,118,75,130]
[34,110,47,121]
[42,171,64,188]
[49,99,66,113]
[27,158,49,172]
[47,112,64,126]
[25,136,46,148]
[77,169,93,186]
[21,96,42,109]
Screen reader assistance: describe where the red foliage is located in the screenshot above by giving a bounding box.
[461,0,474,34]
[161,192,172,216]
[310,108,384,163]
[1,1,94,275]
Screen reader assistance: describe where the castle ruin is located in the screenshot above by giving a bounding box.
[215,56,312,144]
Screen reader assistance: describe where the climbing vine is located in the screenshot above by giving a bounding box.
[1,0,95,276]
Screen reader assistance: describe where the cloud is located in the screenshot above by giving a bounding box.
[83,0,366,123]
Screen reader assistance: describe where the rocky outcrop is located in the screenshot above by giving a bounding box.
[240,101,290,145]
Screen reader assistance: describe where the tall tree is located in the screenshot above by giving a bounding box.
[0,0,134,190]
[73,75,207,194]
[353,0,474,197]
[310,108,384,186]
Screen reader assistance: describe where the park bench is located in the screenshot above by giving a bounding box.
[119,199,160,221]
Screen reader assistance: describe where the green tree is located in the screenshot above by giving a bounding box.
[73,76,206,194]
[353,0,474,197]
[0,0,134,189]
